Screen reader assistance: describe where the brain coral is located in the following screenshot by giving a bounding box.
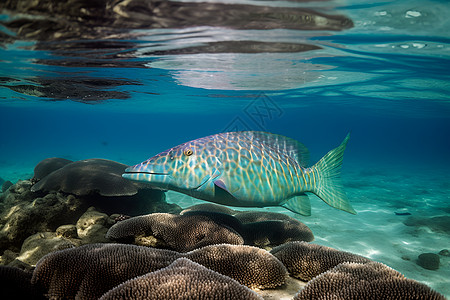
[106,212,244,252]
[234,211,299,223]
[32,243,181,299]
[270,241,370,281]
[243,220,314,247]
[32,243,286,299]
[186,244,287,289]
[99,258,263,300]
[180,203,237,215]
[294,262,446,300]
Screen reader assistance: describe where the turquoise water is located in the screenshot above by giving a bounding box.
[1,0,449,297]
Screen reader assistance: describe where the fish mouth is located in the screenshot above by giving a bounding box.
[122,171,172,187]
[123,171,169,176]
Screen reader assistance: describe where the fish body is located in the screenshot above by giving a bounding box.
[123,131,355,215]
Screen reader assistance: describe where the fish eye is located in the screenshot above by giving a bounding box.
[183,148,193,156]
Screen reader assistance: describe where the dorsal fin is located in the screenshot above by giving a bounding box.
[240,131,310,167]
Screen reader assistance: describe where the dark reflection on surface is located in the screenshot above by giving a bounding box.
[2,77,141,102]
[1,0,353,41]
[144,41,322,55]
[0,0,354,100]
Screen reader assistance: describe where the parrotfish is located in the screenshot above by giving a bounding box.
[123,131,355,216]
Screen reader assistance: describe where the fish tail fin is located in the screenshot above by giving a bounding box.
[308,133,356,214]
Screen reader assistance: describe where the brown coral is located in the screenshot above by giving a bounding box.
[294,262,446,300]
[28,158,178,215]
[234,211,298,223]
[270,241,370,281]
[32,243,286,299]
[187,244,287,289]
[32,243,180,300]
[99,258,263,300]
[32,157,73,182]
[106,213,244,252]
[180,203,237,215]
[31,159,149,197]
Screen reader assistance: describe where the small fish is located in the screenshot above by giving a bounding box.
[123,131,355,216]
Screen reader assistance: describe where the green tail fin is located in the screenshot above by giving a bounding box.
[309,134,356,214]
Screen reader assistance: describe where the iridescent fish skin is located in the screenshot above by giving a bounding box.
[123,131,355,216]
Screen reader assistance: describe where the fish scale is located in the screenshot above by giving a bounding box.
[123,131,355,216]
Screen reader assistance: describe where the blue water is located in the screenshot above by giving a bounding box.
[1,0,449,297]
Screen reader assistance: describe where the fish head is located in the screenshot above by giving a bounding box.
[123,140,221,191]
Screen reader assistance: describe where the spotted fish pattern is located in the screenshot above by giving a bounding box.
[123,131,355,215]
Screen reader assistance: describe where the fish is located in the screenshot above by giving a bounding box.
[123,131,355,216]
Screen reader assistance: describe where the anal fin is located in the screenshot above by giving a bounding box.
[282,194,311,216]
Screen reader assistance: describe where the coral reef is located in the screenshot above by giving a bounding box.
[234,211,299,223]
[187,244,287,289]
[1,180,13,192]
[185,210,315,247]
[180,203,237,215]
[106,212,244,252]
[0,165,445,299]
[29,158,180,215]
[32,243,179,299]
[76,207,114,244]
[107,209,314,250]
[270,241,370,281]
[0,180,85,252]
[99,258,263,300]
[16,232,77,266]
[1,206,117,267]
[0,158,181,252]
[31,158,148,197]
[31,157,73,182]
[243,220,314,248]
[293,262,446,300]
[181,205,315,243]
[32,243,286,299]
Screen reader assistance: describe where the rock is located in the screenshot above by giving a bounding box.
[404,216,450,234]
[76,207,113,244]
[417,253,440,270]
[0,186,85,252]
[2,180,35,204]
[16,232,76,266]
[0,176,181,253]
[7,258,34,272]
[56,225,78,238]
[1,180,13,193]
[0,250,18,265]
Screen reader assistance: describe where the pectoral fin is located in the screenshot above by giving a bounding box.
[282,194,311,216]
[213,178,241,200]
[196,168,222,192]
[214,179,230,193]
